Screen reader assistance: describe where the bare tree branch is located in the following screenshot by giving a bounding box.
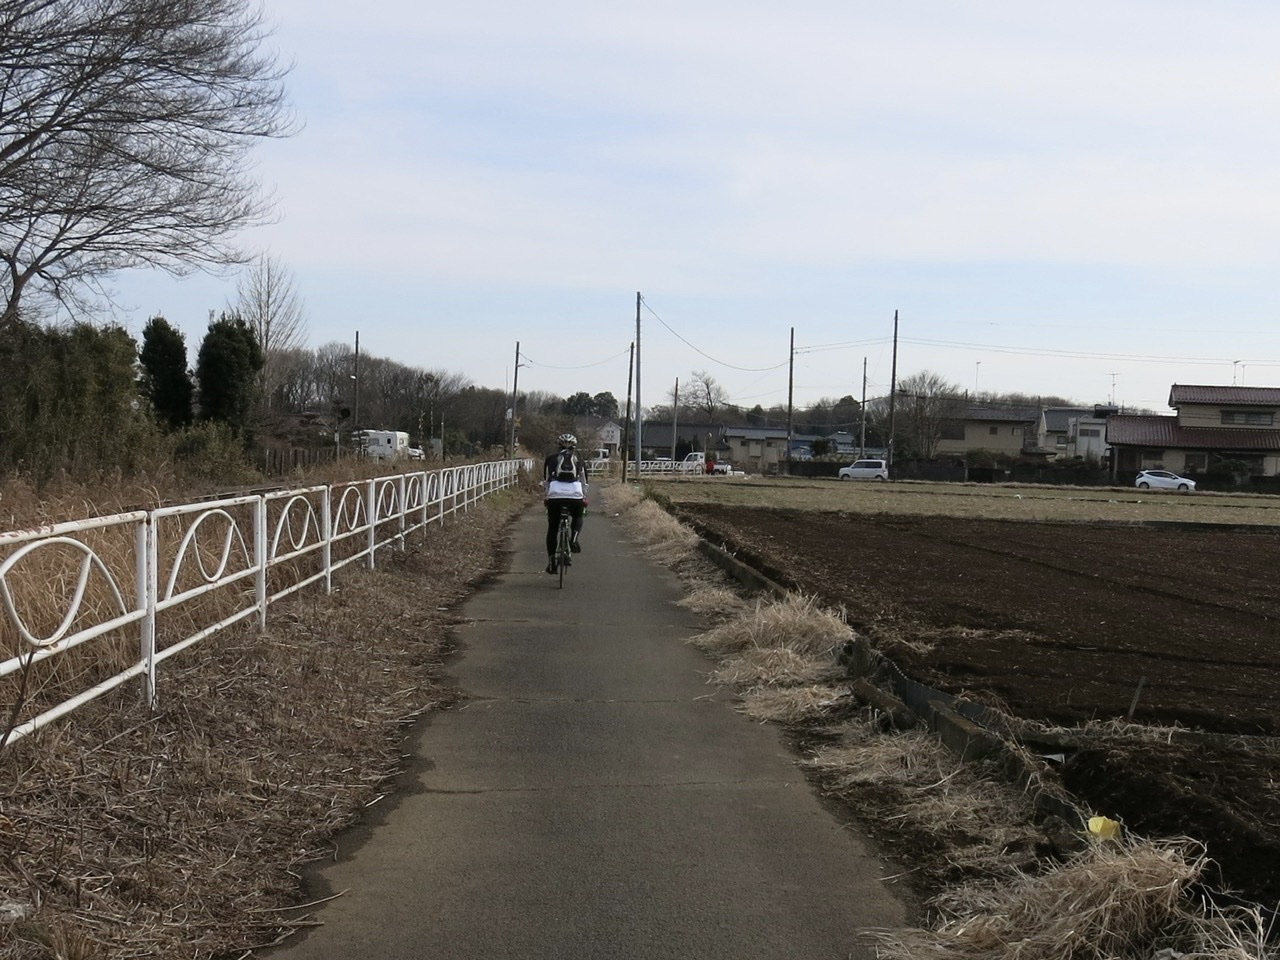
[0,0,296,326]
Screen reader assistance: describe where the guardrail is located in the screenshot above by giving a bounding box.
[0,459,530,747]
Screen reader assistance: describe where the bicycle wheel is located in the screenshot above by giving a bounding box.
[557,518,571,588]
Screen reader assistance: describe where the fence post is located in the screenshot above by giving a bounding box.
[365,479,377,570]
[322,485,333,594]
[255,496,268,630]
[139,514,158,710]
[398,474,407,551]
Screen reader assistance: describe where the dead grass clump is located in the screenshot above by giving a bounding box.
[676,584,751,623]
[803,724,945,789]
[599,480,645,515]
[691,593,849,660]
[607,489,700,562]
[866,836,1245,960]
[710,647,829,688]
[739,684,850,724]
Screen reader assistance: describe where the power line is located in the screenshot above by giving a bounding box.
[520,346,632,371]
[900,336,1243,366]
[641,296,790,373]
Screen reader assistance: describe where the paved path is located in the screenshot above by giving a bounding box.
[266,504,905,959]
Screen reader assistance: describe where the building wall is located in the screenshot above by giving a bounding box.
[726,436,785,473]
[936,422,1028,457]
[1176,402,1280,430]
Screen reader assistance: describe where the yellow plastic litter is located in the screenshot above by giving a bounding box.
[1087,816,1122,839]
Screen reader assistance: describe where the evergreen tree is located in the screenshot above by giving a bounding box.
[140,316,194,429]
[195,313,264,431]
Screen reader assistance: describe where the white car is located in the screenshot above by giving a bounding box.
[838,459,889,481]
[1134,469,1195,491]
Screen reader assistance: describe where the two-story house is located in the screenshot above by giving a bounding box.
[1037,407,1096,456]
[1105,385,1280,475]
[935,404,1040,458]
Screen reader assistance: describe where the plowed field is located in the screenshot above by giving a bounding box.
[669,497,1280,908]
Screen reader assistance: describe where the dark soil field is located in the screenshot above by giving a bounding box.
[672,503,1280,909]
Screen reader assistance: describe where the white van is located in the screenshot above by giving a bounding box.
[838,459,889,481]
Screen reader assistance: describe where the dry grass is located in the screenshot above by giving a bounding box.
[675,584,752,623]
[0,488,535,959]
[738,684,851,724]
[867,834,1278,960]
[691,594,849,659]
[603,483,700,563]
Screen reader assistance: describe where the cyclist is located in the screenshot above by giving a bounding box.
[543,433,588,574]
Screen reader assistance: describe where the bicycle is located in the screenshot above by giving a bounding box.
[554,508,573,588]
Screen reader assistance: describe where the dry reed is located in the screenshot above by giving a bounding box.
[738,684,850,724]
[864,835,1274,960]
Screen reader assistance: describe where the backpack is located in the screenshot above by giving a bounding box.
[554,450,579,482]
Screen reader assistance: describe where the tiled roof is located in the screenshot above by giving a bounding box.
[1041,407,1095,431]
[1106,414,1280,451]
[957,404,1040,423]
[1168,384,1280,407]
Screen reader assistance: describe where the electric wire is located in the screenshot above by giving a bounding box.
[641,296,790,373]
[519,346,632,371]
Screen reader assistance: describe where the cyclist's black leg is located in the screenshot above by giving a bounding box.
[545,501,561,557]
[569,500,585,551]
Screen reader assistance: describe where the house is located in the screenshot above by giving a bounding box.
[721,425,823,473]
[1037,407,1096,456]
[825,431,861,457]
[637,421,726,460]
[1061,405,1118,462]
[935,404,1040,457]
[1106,384,1280,476]
[572,416,623,458]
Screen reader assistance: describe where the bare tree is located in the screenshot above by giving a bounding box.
[686,370,729,422]
[0,0,295,327]
[893,370,967,459]
[233,253,307,407]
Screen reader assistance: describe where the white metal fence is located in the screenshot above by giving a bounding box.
[0,459,530,747]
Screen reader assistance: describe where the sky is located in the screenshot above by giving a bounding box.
[104,0,1280,415]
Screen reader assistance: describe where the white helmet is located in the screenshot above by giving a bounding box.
[557,433,577,447]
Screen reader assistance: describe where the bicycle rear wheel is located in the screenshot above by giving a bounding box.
[557,519,571,588]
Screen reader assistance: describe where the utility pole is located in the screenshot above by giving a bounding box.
[634,292,643,467]
[353,330,360,431]
[786,326,794,474]
[507,341,521,458]
[671,378,679,460]
[860,356,867,458]
[621,342,635,482]
[888,311,899,468]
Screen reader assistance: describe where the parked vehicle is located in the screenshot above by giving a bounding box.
[838,459,889,481]
[1135,469,1195,491]
[356,429,411,460]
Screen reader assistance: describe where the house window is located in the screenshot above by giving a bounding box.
[989,426,998,435]
[941,422,965,441]
[1184,453,1207,472]
[1079,428,1101,438]
[1221,410,1274,426]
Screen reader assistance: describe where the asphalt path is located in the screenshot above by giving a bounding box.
[265,502,905,959]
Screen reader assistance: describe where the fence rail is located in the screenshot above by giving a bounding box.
[0,459,530,747]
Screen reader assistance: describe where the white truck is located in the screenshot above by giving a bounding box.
[679,452,734,475]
